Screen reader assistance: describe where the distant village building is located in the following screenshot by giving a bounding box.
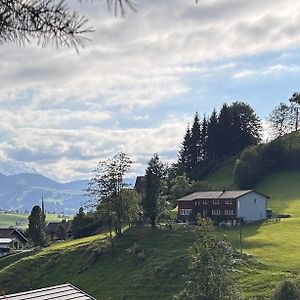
[134,176,145,196]
[0,228,28,256]
[46,220,70,240]
[177,190,269,225]
[0,283,96,299]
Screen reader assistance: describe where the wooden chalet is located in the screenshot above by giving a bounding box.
[177,190,269,225]
[0,228,28,256]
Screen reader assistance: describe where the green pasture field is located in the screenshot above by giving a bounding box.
[0,213,69,229]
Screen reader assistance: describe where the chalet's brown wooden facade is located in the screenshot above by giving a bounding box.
[177,190,269,224]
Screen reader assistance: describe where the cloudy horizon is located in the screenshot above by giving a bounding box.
[1,0,300,182]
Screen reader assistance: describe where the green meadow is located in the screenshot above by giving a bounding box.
[0,213,69,229]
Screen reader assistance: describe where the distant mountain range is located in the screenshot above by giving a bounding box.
[0,173,89,214]
[0,172,137,215]
[0,161,37,176]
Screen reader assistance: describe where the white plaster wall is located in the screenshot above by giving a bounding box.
[237,192,267,222]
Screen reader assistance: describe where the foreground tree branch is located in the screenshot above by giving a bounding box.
[0,0,137,49]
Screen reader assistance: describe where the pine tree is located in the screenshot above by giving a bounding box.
[189,113,201,180]
[142,154,166,228]
[178,125,192,177]
[200,116,208,162]
[218,103,232,158]
[207,109,219,162]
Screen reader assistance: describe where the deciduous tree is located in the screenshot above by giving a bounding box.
[174,217,241,300]
[269,102,294,138]
[86,152,133,235]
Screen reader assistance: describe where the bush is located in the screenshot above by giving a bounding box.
[234,137,300,189]
[273,279,300,300]
[234,147,263,189]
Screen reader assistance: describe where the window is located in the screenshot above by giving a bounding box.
[225,199,232,205]
[180,209,192,215]
[224,210,234,215]
[212,209,221,215]
[203,200,208,205]
[202,209,208,217]
[254,199,257,204]
[213,199,220,205]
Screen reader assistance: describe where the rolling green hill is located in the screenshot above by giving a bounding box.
[205,142,300,272]
[0,226,290,299]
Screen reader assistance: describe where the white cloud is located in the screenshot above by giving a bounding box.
[2,0,300,180]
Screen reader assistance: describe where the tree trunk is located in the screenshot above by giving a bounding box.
[151,217,156,228]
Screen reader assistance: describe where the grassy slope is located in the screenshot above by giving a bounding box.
[206,155,300,271]
[0,226,288,300]
[205,157,237,190]
[0,228,195,300]
[0,213,68,229]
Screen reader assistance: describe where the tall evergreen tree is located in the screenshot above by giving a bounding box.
[218,103,232,158]
[190,113,201,174]
[142,154,166,228]
[27,205,47,246]
[200,115,208,162]
[178,125,192,177]
[207,109,219,162]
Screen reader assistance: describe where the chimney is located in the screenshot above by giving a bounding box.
[222,187,226,194]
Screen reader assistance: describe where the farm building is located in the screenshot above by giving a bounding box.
[177,189,269,225]
[0,283,96,299]
[46,220,70,240]
[0,228,28,256]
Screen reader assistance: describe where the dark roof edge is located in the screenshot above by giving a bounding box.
[14,228,28,243]
[177,190,270,201]
[249,189,270,199]
[68,283,97,300]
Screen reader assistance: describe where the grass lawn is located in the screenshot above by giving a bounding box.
[0,213,70,229]
[205,157,237,190]
[208,171,300,272]
[0,225,291,300]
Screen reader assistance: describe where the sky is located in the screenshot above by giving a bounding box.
[1,0,300,182]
